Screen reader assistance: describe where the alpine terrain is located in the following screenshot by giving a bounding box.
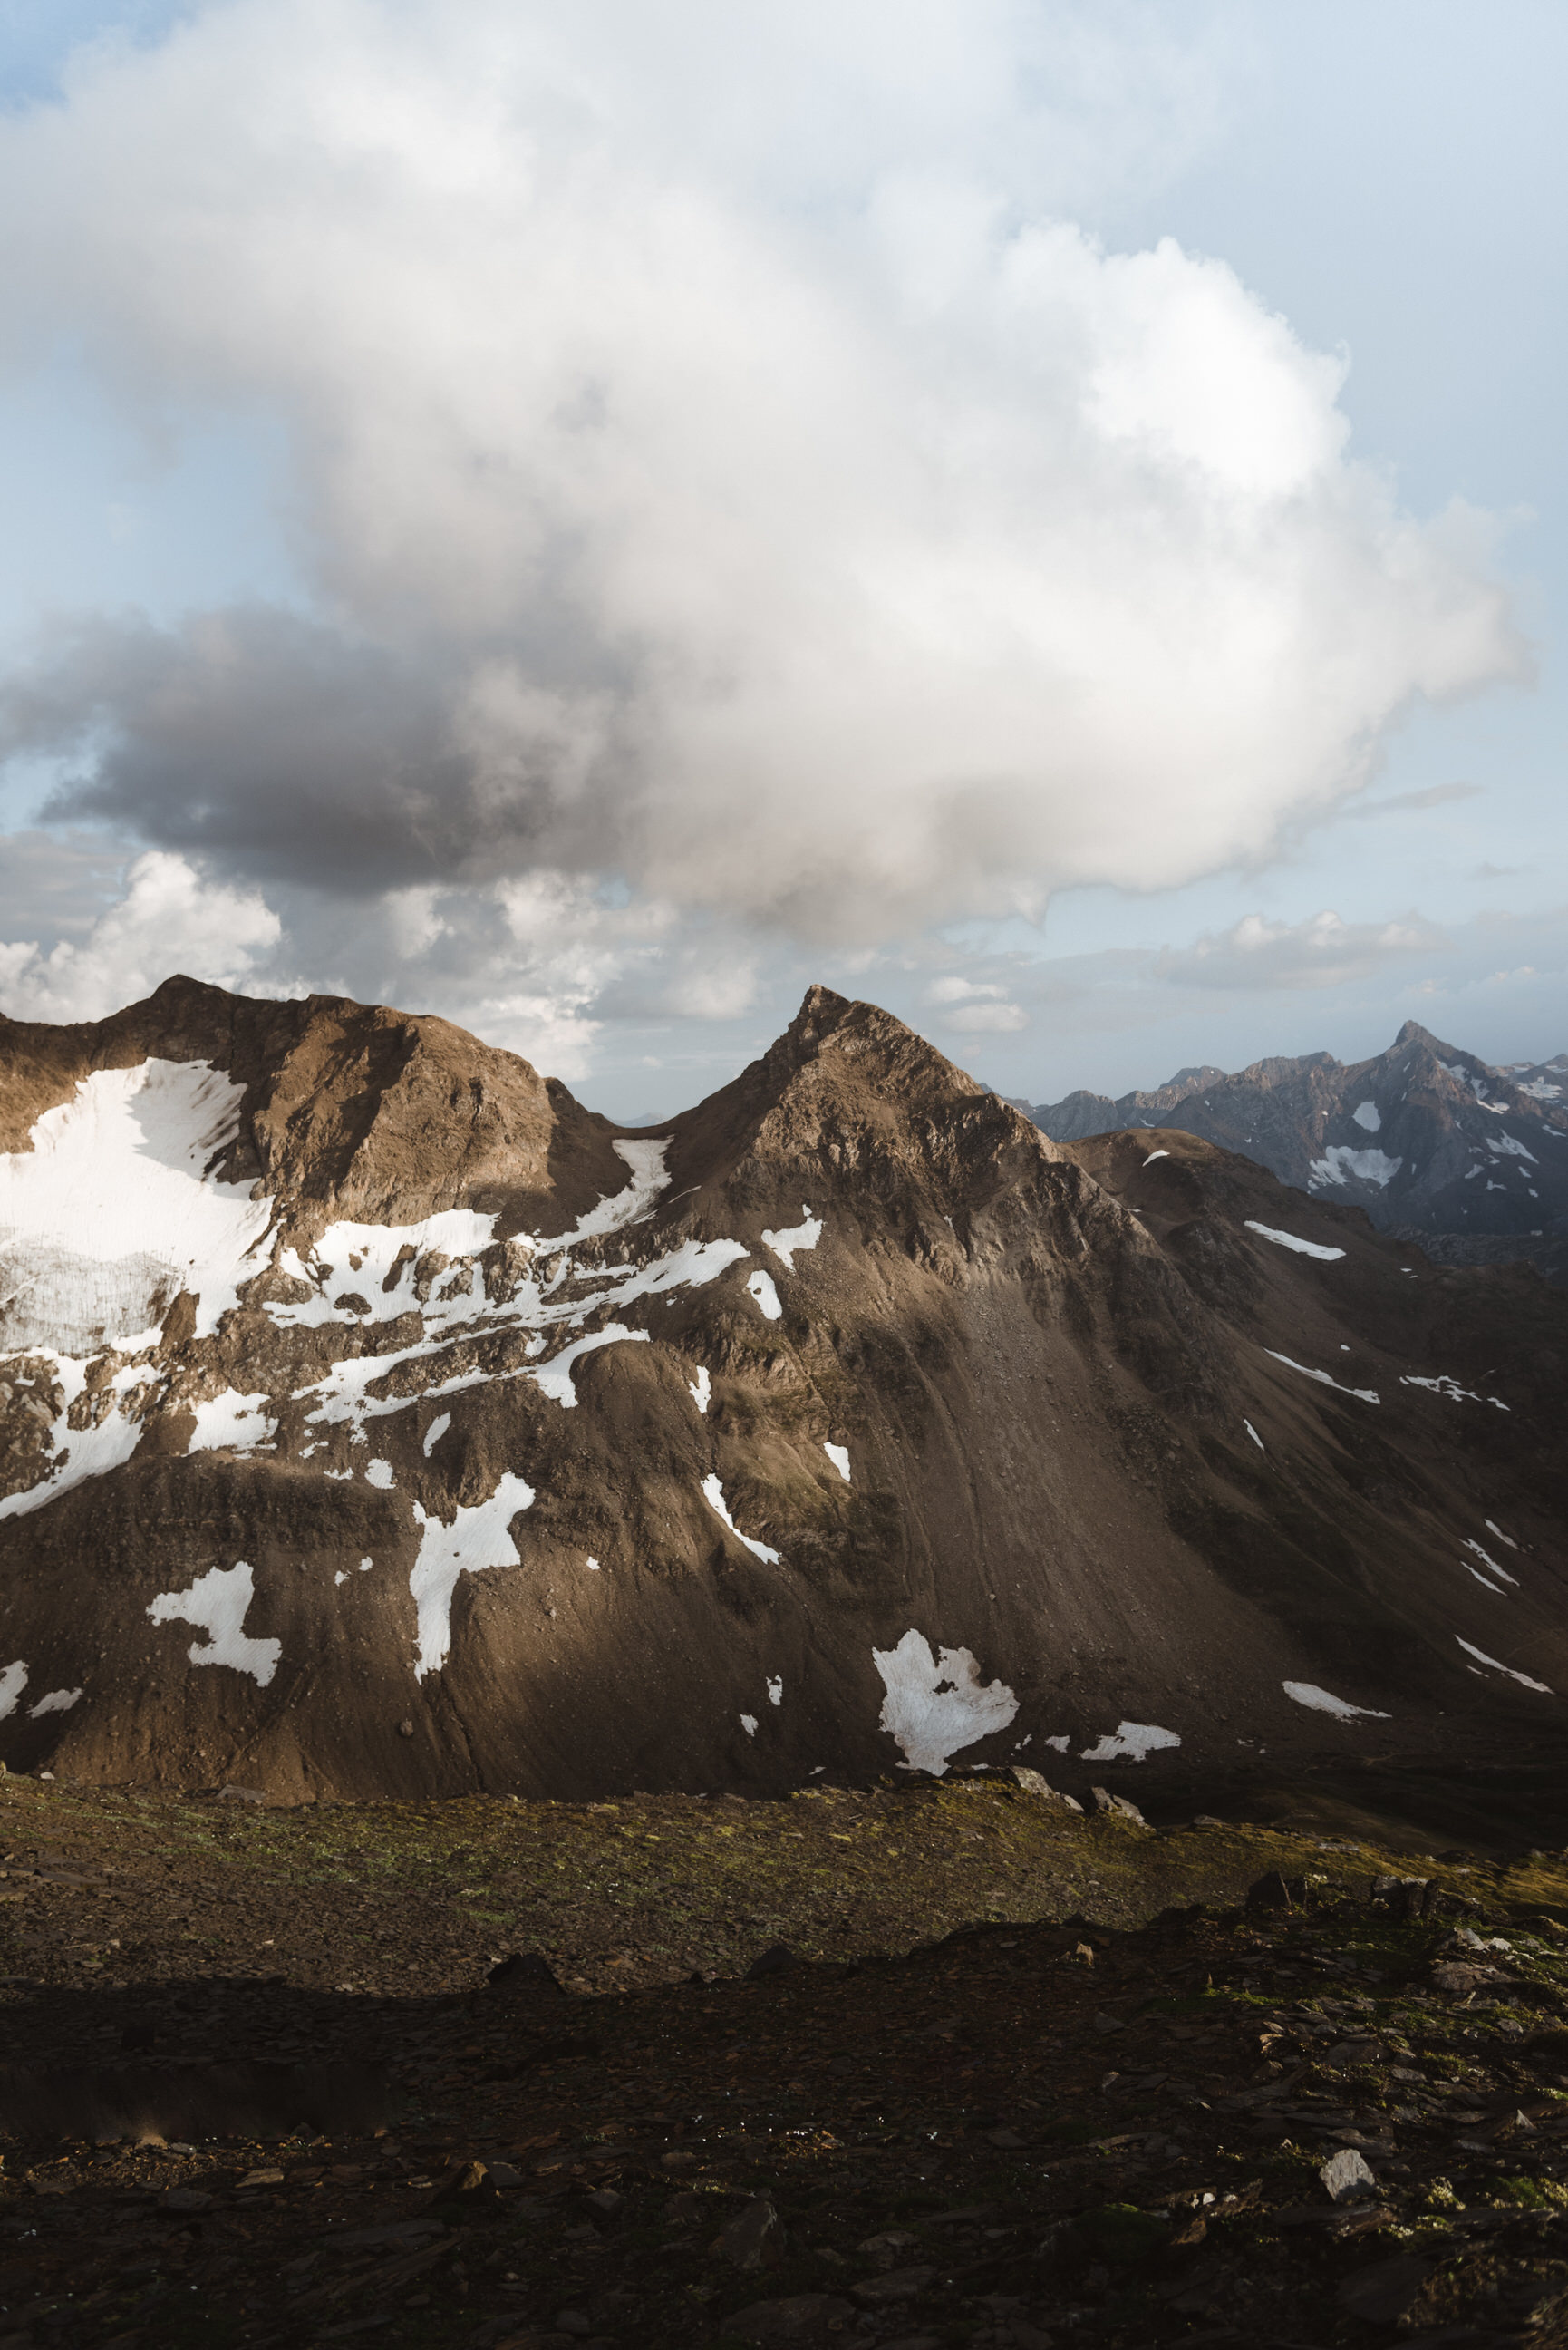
[1022,1024,1568,1283]
[0,979,1563,1803]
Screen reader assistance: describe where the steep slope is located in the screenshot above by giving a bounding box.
[1023,1021,1568,1250]
[0,981,1563,1803]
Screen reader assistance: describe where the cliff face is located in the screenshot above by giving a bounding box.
[0,980,1563,1801]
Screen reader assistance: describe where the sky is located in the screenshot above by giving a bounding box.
[0,1,1563,1122]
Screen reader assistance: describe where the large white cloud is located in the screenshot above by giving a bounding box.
[0,0,1526,957]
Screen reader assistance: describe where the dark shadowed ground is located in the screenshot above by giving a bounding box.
[6,1764,1568,2348]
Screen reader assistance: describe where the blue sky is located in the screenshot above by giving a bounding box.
[0,1,1562,1116]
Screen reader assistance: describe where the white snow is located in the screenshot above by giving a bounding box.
[1352,1100,1381,1132]
[767,1675,783,1706]
[531,1324,650,1406]
[746,1269,782,1320]
[1244,1220,1345,1261]
[871,1627,1019,1776]
[1264,1350,1379,1404]
[1043,1734,1070,1753]
[1486,1519,1518,1549]
[187,1388,277,1455]
[1488,1131,1537,1163]
[700,1473,781,1564]
[1464,1564,1505,1595]
[740,1714,759,1737]
[0,1660,27,1720]
[334,1569,349,1585]
[1079,1720,1181,1763]
[365,1458,394,1490]
[148,1562,281,1686]
[762,1208,823,1270]
[1457,1636,1552,1695]
[823,1442,851,1481]
[422,1413,450,1457]
[557,1137,672,1244]
[0,1060,273,1355]
[689,1364,711,1414]
[1308,1145,1402,1189]
[1400,1374,1509,1413]
[1520,1077,1563,1101]
[586,1555,600,1570]
[1244,1421,1264,1451]
[1462,1538,1518,1588]
[0,1359,147,1519]
[359,1557,372,1571]
[29,1687,81,1717]
[409,1471,535,1679]
[1282,1681,1391,1721]
[1142,1149,1169,1165]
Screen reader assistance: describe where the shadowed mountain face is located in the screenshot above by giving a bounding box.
[0,979,1563,1802]
[1022,1023,1568,1262]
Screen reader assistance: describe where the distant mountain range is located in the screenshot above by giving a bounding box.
[1,982,1564,1801]
[1021,1021,1568,1281]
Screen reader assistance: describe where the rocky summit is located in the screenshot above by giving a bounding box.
[0,978,1563,1804]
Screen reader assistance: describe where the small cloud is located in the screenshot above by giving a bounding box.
[1341,782,1484,820]
[1157,907,1449,992]
[944,998,1028,1033]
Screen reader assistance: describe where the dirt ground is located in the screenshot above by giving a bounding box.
[5,1766,1568,2348]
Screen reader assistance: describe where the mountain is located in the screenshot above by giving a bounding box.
[1021,1021,1568,1266]
[0,978,1563,1802]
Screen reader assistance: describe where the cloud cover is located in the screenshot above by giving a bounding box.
[0,0,1524,975]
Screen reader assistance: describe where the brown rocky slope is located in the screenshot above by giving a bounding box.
[0,979,1562,1802]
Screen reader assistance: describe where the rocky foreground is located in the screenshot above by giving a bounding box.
[6,1772,1568,2347]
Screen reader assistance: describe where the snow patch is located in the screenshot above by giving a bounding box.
[872,1627,1018,1776]
[767,1675,783,1706]
[0,1358,145,1518]
[763,1208,822,1270]
[1244,1421,1264,1452]
[410,1472,535,1679]
[740,1714,758,1737]
[700,1473,781,1565]
[0,1661,28,1720]
[1486,1519,1518,1550]
[1282,1681,1390,1721]
[823,1442,851,1482]
[1488,1131,1537,1163]
[187,1388,276,1455]
[1352,1100,1381,1132]
[1308,1144,1402,1189]
[1457,1636,1552,1695]
[531,1324,650,1406]
[1264,1350,1379,1404]
[1079,1720,1181,1763]
[148,1562,280,1686]
[1244,1220,1345,1261]
[746,1269,782,1320]
[28,1687,82,1717]
[1400,1374,1509,1413]
[586,1555,601,1571]
[1043,1733,1070,1753]
[0,1060,272,1355]
[557,1137,672,1245]
[689,1364,711,1414]
[1462,1538,1517,1588]
[422,1413,450,1457]
[365,1458,393,1489]
[1142,1149,1169,1165]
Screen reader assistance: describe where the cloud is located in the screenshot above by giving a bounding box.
[1155,908,1450,991]
[0,849,283,1023]
[0,0,1525,953]
[1341,782,1485,819]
